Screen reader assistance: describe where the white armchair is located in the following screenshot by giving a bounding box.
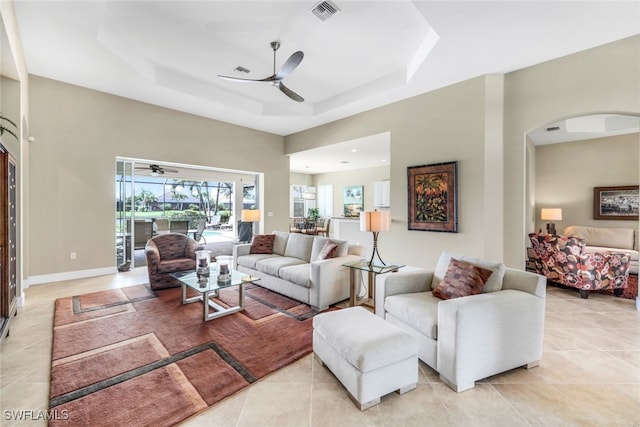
[375,252,546,392]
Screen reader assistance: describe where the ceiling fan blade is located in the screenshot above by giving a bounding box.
[217,75,265,83]
[275,51,304,80]
[163,168,179,173]
[278,82,304,102]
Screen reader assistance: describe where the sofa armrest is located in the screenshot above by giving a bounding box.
[232,243,252,268]
[309,254,361,310]
[437,290,545,392]
[502,268,547,298]
[145,241,160,273]
[375,267,433,317]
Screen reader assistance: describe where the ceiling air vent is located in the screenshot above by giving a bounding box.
[545,126,560,132]
[311,0,340,22]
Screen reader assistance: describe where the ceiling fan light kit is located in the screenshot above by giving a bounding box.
[217,41,305,102]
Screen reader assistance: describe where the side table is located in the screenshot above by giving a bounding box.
[342,260,405,311]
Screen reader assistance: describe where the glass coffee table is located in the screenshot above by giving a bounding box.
[171,268,259,321]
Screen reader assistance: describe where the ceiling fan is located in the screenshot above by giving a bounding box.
[135,164,178,177]
[217,41,305,102]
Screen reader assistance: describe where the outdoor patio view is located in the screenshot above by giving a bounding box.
[116,172,256,269]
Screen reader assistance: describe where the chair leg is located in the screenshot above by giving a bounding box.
[579,289,589,299]
[613,288,624,297]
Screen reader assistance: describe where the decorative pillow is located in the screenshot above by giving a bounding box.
[432,258,494,300]
[318,241,338,260]
[249,234,275,254]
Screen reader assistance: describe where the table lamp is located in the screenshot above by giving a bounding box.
[240,209,260,242]
[540,208,562,235]
[360,210,391,267]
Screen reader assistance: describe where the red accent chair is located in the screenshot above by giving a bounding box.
[527,233,631,298]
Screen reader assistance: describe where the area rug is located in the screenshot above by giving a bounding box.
[49,283,326,426]
[595,273,638,299]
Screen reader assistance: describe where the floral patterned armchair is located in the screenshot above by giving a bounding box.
[527,233,631,298]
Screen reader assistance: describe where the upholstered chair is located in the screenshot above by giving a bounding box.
[145,233,202,290]
[527,233,631,298]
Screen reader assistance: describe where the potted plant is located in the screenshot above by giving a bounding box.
[0,113,17,140]
[307,207,319,221]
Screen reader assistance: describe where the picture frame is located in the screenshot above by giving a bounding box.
[593,185,639,220]
[343,185,364,217]
[407,161,458,232]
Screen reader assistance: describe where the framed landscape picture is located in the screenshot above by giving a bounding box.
[408,161,458,232]
[593,185,639,220]
[343,185,364,217]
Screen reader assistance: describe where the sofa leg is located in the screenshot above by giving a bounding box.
[524,361,539,369]
[613,288,624,297]
[397,383,417,395]
[439,374,474,393]
[579,289,589,299]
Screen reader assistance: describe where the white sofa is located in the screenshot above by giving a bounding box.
[563,226,638,274]
[233,231,364,310]
[375,252,546,392]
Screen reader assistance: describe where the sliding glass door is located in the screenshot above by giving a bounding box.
[115,159,135,270]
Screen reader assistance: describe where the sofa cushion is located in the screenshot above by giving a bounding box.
[256,256,307,277]
[236,253,279,270]
[273,231,290,256]
[583,246,639,262]
[432,258,493,300]
[563,226,634,250]
[284,233,315,262]
[432,251,505,293]
[384,292,440,339]
[250,234,275,254]
[157,258,195,274]
[279,264,312,288]
[635,230,639,251]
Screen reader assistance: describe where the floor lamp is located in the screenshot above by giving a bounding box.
[360,210,391,267]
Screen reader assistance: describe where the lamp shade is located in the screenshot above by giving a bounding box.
[540,208,562,221]
[360,210,391,232]
[241,209,261,222]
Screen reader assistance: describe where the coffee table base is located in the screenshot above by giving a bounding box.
[181,282,245,321]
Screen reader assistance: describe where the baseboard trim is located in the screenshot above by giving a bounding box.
[25,267,116,288]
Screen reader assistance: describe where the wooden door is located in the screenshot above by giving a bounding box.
[0,148,17,345]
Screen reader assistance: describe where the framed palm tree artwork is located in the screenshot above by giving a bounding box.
[407,161,458,232]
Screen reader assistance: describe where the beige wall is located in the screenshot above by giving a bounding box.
[287,36,640,270]
[535,133,639,233]
[28,76,288,277]
[312,165,389,217]
[286,76,497,269]
[505,35,640,268]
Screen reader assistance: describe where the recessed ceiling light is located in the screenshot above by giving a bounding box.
[381,159,387,162]
[340,161,350,164]
[351,149,357,153]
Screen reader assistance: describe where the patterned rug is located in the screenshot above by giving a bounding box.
[595,273,638,299]
[49,284,326,426]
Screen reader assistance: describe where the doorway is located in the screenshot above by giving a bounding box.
[115,158,259,269]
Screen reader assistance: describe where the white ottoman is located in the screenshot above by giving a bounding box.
[313,306,419,410]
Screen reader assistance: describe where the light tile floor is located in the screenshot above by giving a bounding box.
[1,268,639,426]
